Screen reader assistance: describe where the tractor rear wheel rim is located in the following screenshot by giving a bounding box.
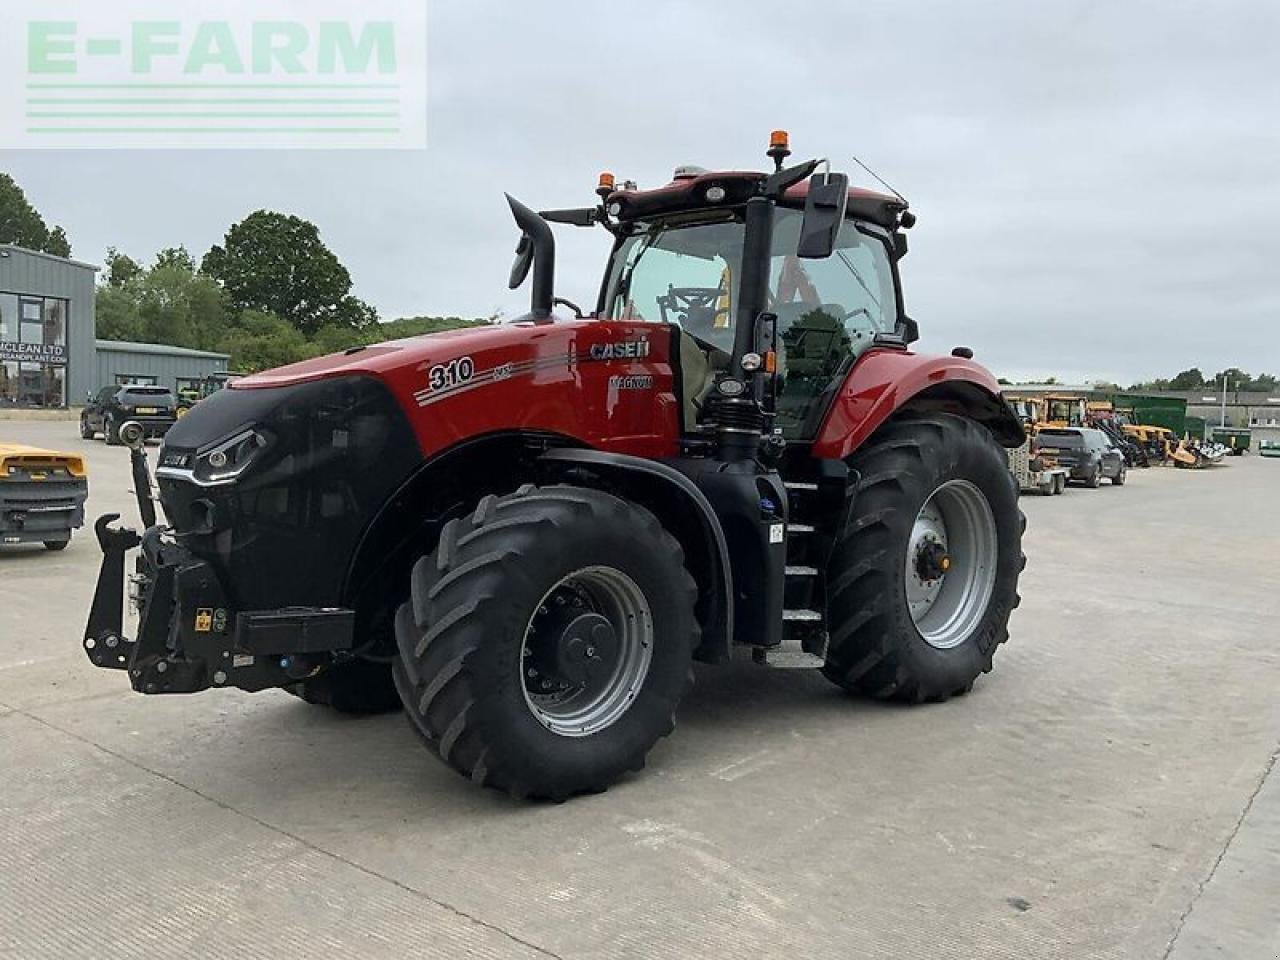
[520,565,653,737]
[905,479,998,650]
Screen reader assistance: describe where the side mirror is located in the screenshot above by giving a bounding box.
[899,315,920,344]
[797,171,849,259]
[509,234,533,290]
[86,390,93,403]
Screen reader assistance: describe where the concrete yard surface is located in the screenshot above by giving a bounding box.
[1,419,1277,959]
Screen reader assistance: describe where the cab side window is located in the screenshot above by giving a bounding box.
[769,211,900,438]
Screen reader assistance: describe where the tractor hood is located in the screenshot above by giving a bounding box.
[231,322,567,390]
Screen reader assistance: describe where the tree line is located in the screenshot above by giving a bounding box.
[1126,368,1277,393]
[1,171,486,373]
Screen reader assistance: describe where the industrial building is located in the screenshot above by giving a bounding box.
[0,244,229,410]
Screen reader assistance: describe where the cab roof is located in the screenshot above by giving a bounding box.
[605,169,907,230]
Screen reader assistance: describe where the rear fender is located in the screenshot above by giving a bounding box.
[811,350,1024,459]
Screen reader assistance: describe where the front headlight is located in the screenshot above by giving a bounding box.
[191,428,268,484]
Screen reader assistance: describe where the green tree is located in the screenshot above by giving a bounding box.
[202,211,376,336]
[0,172,72,256]
[95,285,144,342]
[104,248,143,288]
[374,315,488,339]
[217,310,313,372]
[1211,367,1250,391]
[1168,368,1205,390]
[45,226,71,258]
[153,245,196,272]
[95,254,230,350]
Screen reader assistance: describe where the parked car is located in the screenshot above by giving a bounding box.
[81,385,178,445]
[1035,427,1126,487]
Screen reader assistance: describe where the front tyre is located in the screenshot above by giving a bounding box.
[823,414,1023,702]
[393,485,698,800]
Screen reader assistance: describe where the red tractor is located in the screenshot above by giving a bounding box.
[85,134,1025,800]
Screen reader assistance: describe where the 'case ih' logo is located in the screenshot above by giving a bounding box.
[590,338,650,361]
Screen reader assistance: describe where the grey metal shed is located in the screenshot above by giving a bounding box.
[92,340,230,399]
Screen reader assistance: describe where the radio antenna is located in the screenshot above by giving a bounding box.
[851,155,907,205]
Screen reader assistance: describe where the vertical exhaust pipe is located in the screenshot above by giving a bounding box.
[505,194,555,320]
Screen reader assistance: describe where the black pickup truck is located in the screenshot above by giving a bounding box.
[81,385,178,445]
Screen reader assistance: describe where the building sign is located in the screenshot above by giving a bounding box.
[0,341,68,365]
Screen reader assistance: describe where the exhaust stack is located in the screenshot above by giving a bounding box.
[505,194,556,320]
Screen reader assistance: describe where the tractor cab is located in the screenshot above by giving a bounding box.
[520,132,917,447]
[599,199,903,437]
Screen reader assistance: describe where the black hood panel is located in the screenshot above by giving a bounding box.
[158,376,421,612]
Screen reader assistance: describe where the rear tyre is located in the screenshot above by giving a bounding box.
[822,414,1023,703]
[1111,466,1126,486]
[393,485,698,800]
[43,540,69,552]
[286,660,401,714]
[105,416,122,446]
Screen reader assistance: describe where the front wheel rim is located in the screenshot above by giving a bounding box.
[905,480,999,650]
[520,565,653,737]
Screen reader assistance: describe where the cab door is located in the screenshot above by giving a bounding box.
[767,212,903,441]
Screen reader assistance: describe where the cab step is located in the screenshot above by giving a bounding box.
[782,608,822,621]
[752,633,827,668]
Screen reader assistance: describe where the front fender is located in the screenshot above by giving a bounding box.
[811,349,1024,459]
[539,448,735,663]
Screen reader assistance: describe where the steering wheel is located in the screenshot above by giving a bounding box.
[657,286,731,332]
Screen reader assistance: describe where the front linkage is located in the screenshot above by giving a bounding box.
[82,440,355,695]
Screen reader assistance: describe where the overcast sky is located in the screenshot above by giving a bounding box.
[4,0,1278,385]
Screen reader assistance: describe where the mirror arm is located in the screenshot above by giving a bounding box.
[763,158,821,199]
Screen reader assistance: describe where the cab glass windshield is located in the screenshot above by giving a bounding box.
[603,207,900,435]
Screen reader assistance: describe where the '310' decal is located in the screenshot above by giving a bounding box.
[427,356,475,391]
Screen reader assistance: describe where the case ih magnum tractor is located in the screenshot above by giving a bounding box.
[84,134,1025,800]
